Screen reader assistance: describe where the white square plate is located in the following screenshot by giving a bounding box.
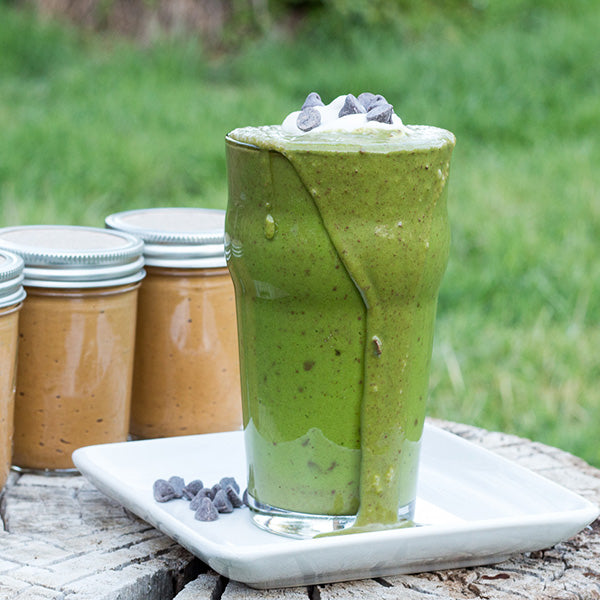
[72,424,599,589]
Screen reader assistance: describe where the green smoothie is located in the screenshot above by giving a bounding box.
[225,104,455,535]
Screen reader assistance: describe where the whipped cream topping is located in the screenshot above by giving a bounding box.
[281,93,408,136]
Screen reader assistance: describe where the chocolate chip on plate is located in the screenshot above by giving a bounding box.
[224,484,244,508]
[168,476,186,498]
[153,479,176,503]
[219,477,240,494]
[182,479,204,500]
[190,488,213,511]
[195,497,219,521]
[213,489,234,514]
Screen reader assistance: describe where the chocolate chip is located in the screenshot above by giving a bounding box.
[189,488,213,510]
[359,93,388,111]
[213,489,234,514]
[211,483,222,497]
[219,477,240,494]
[301,92,324,109]
[195,497,219,521]
[357,92,376,110]
[297,107,321,132]
[182,479,204,500]
[153,479,176,503]
[224,484,244,508]
[168,476,185,498]
[338,94,366,118]
[366,103,394,124]
[242,488,249,506]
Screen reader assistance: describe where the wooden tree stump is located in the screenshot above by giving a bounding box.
[1,420,599,599]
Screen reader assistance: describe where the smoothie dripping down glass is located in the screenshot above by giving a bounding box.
[225,93,455,538]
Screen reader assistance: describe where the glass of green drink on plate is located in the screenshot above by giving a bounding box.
[225,92,455,538]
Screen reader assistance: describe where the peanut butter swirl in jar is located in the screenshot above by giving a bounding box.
[105,208,241,439]
[0,226,145,472]
[0,251,26,489]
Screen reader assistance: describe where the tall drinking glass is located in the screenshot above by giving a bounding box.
[225,124,455,538]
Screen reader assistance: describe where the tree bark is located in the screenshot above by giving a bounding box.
[1,420,599,599]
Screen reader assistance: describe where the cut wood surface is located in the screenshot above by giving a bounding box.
[1,420,599,599]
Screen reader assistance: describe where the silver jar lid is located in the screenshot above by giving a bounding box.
[105,207,227,269]
[0,250,26,309]
[0,226,145,289]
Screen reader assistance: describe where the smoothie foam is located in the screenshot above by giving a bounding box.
[226,95,455,533]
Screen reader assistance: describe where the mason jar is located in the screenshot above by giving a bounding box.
[105,207,241,439]
[0,225,145,472]
[0,251,26,489]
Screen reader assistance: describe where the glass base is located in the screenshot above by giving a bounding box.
[247,494,415,539]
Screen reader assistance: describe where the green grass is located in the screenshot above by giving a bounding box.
[1,2,599,465]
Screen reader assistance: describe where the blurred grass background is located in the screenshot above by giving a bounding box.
[1,0,599,465]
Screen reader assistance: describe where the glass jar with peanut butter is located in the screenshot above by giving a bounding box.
[0,226,145,472]
[0,251,26,489]
[105,208,241,439]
